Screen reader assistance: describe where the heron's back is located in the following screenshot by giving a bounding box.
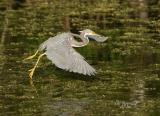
[39,32,71,51]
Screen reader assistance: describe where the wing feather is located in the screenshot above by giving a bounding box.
[41,33,96,76]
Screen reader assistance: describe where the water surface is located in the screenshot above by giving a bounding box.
[0,0,160,116]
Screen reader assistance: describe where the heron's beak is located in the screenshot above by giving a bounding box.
[87,32,108,42]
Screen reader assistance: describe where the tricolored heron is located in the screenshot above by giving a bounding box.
[25,29,108,79]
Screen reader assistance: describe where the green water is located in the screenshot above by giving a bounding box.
[0,0,160,116]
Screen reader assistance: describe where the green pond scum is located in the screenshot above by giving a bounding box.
[0,0,160,116]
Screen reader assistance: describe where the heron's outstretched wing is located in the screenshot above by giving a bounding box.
[40,33,96,76]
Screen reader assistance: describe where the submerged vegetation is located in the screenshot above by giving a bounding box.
[0,0,160,115]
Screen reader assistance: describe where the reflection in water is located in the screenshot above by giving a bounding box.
[0,0,160,115]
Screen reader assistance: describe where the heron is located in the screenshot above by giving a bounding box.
[25,29,108,79]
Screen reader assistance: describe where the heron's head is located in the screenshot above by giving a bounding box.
[79,29,108,42]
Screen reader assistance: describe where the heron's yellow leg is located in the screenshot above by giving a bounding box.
[25,50,39,60]
[29,53,45,79]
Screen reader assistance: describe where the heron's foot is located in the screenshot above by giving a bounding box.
[27,53,45,79]
[24,54,36,60]
[24,50,39,61]
[28,68,35,79]
[28,68,33,72]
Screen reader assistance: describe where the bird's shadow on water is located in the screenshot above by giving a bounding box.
[36,64,111,82]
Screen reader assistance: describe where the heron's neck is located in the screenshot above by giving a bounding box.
[70,33,89,47]
[80,33,89,45]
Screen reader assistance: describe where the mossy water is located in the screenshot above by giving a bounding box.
[0,0,160,115]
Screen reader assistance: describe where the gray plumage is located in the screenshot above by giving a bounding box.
[39,29,108,76]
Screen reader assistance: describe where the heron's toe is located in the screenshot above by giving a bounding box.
[25,55,35,60]
[28,68,33,72]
